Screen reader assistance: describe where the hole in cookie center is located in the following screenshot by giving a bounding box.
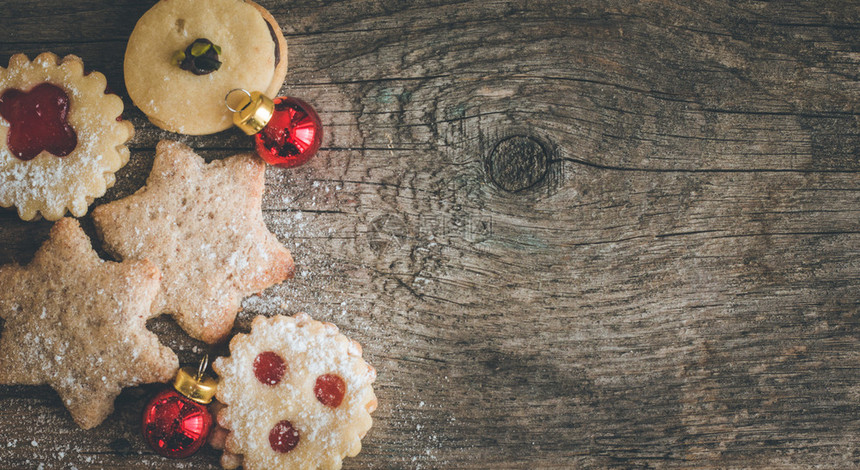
[175,18,186,33]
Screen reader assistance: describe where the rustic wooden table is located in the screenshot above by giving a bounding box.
[2,0,860,468]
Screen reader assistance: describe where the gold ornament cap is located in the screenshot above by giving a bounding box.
[173,355,218,404]
[227,89,274,135]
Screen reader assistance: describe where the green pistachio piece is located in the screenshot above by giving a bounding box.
[190,41,212,57]
[171,50,186,66]
[176,38,223,75]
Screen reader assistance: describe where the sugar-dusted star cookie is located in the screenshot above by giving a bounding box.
[213,313,378,470]
[0,218,178,429]
[92,140,295,344]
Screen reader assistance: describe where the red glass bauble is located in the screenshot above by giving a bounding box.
[142,388,213,459]
[254,96,322,168]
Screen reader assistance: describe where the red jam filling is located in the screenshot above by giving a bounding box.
[253,351,286,386]
[269,420,300,453]
[314,374,346,408]
[0,83,77,161]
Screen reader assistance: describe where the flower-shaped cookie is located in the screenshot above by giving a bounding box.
[0,53,133,220]
[213,314,378,470]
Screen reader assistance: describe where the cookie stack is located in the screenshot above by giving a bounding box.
[213,314,377,470]
[124,0,288,135]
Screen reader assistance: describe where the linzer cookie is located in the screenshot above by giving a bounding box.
[0,53,133,220]
[92,140,294,344]
[213,314,378,470]
[124,0,288,135]
[0,218,178,429]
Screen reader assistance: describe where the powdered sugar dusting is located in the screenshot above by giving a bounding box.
[92,142,292,344]
[214,314,376,469]
[0,53,132,220]
[0,218,177,430]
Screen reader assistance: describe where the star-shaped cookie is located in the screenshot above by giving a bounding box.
[0,218,178,429]
[93,140,294,344]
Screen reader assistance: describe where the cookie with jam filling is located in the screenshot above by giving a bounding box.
[0,53,133,221]
[124,0,288,135]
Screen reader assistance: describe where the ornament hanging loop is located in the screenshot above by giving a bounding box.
[197,354,209,381]
[224,88,252,113]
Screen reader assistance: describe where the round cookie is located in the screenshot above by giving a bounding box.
[213,313,378,470]
[0,53,134,221]
[125,0,288,135]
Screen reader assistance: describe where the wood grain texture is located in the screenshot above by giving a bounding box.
[1,0,860,468]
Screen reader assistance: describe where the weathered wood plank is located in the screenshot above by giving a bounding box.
[1,0,860,468]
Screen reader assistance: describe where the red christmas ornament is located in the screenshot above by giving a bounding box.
[142,356,217,459]
[227,89,322,168]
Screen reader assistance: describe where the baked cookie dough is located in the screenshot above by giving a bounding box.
[0,218,178,429]
[0,53,134,220]
[213,314,378,470]
[92,140,295,344]
[125,0,288,135]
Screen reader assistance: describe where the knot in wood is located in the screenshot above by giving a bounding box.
[486,136,549,192]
